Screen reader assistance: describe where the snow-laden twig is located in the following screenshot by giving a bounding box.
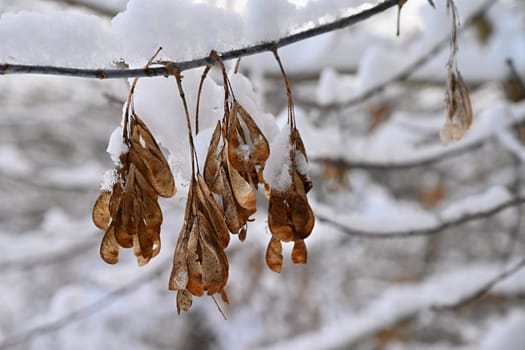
[317,195,525,239]
[0,237,97,271]
[297,0,494,110]
[0,262,166,350]
[433,257,525,311]
[311,112,525,170]
[0,0,399,79]
[45,0,118,17]
[257,262,525,350]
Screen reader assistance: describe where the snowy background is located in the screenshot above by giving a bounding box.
[1,0,525,349]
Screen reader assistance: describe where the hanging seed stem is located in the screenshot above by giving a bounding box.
[195,65,212,135]
[123,47,164,141]
[174,70,199,177]
[271,47,296,129]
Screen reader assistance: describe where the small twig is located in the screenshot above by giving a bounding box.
[433,257,525,311]
[195,65,212,135]
[0,263,166,350]
[506,58,525,94]
[0,0,400,79]
[45,0,118,17]
[297,0,494,110]
[311,113,525,171]
[0,237,97,271]
[317,196,525,239]
[311,137,482,170]
[210,295,228,320]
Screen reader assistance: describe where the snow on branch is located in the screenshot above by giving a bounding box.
[297,0,494,110]
[311,109,525,170]
[258,261,525,350]
[0,262,166,350]
[0,0,399,79]
[433,257,525,311]
[0,237,97,271]
[317,189,525,239]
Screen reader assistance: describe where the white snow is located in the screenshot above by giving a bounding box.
[106,126,127,165]
[439,186,512,222]
[0,145,33,176]
[263,124,292,192]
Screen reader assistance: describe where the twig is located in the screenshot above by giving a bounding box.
[297,0,494,110]
[44,0,118,17]
[317,196,525,239]
[0,262,166,350]
[0,237,97,271]
[506,58,525,94]
[0,0,399,79]
[433,256,525,311]
[311,138,482,170]
[311,113,525,171]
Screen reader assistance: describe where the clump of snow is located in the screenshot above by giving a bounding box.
[440,186,512,221]
[0,11,119,67]
[100,168,119,191]
[0,144,33,176]
[112,0,246,65]
[229,72,279,141]
[106,126,127,165]
[264,124,292,193]
[295,150,309,177]
[315,67,339,106]
[245,0,296,42]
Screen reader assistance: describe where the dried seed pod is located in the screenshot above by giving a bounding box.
[266,236,283,273]
[169,176,230,313]
[92,191,111,230]
[176,289,193,315]
[93,111,176,267]
[129,115,176,198]
[265,47,316,272]
[441,70,473,145]
[100,224,120,264]
[291,239,307,264]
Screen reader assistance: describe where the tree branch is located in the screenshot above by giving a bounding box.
[311,113,525,170]
[45,0,118,17]
[0,262,166,350]
[317,195,525,239]
[0,237,97,271]
[0,0,399,79]
[297,0,494,110]
[433,256,525,311]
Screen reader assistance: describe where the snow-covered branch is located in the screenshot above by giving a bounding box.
[0,0,398,79]
[297,0,494,110]
[317,194,525,239]
[433,257,525,311]
[0,263,166,350]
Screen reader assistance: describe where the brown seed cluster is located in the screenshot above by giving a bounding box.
[93,111,176,266]
[266,128,314,272]
[93,49,316,315]
[169,175,229,314]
